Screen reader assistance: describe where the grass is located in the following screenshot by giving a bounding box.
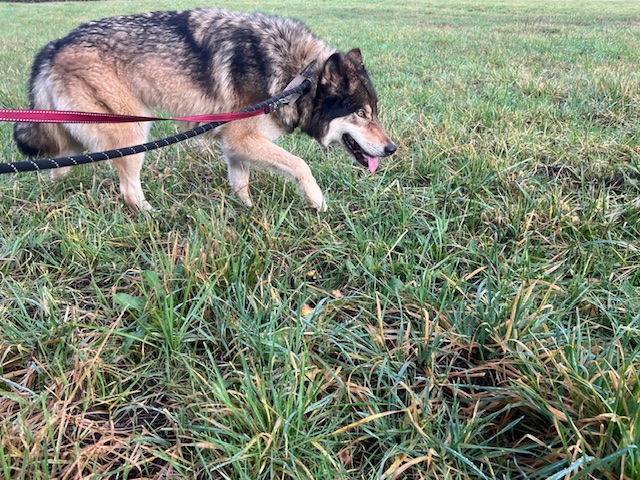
[1,0,639,478]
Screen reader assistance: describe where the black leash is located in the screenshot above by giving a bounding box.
[0,78,311,175]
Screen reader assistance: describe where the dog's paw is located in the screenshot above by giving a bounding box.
[306,195,327,212]
[236,191,253,208]
[125,196,153,212]
[302,184,326,212]
[139,200,153,211]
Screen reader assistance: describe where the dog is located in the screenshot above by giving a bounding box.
[13,9,396,211]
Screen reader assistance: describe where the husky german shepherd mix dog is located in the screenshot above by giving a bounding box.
[14,9,396,211]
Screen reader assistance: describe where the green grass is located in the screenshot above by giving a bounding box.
[1,0,639,478]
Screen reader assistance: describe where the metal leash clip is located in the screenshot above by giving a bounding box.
[264,97,290,114]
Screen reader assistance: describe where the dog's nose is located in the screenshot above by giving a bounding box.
[384,143,397,156]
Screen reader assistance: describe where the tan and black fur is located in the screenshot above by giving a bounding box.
[14,9,396,211]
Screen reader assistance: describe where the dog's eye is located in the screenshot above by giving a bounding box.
[356,109,367,119]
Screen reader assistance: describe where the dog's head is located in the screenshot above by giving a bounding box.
[310,48,396,173]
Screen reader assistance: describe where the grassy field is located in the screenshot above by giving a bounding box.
[1,0,639,478]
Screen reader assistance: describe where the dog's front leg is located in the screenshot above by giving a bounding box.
[221,129,327,212]
[223,151,253,207]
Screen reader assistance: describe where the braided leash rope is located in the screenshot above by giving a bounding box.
[0,78,311,175]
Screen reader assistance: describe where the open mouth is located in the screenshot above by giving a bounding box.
[342,134,379,173]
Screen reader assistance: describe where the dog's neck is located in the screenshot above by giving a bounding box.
[274,50,334,136]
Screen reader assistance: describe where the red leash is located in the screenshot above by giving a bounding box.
[0,107,265,124]
[0,63,313,125]
[0,68,314,174]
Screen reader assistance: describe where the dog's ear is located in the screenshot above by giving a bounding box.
[320,52,344,90]
[345,48,363,67]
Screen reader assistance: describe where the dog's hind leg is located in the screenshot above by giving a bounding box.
[60,120,152,210]
[43,50,153,210]
[49,141,83,181]
[112,153,151,211]
[50,166,72,181]
[60,118,152,210]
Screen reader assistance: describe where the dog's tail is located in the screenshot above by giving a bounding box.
[13,122,60,158]
[13,42,65,157]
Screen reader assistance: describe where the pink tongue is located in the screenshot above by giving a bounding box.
[365,155,379,173]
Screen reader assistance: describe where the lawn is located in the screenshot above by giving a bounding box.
[1,0,639,478]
